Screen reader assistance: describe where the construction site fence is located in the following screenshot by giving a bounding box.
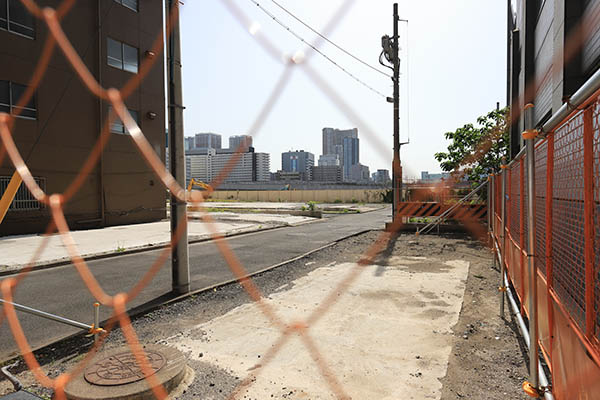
[490,93,600,399]
[207,189,388,203]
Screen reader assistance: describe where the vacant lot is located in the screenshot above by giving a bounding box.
[1,231,529,399]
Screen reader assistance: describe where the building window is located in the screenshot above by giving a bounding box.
[0,80,37,119]
[113,0,138,12]
[0,0,35,39]
[108,106,139,135]
[107,38,138,73]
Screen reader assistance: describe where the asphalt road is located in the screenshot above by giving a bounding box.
[0,207,390,361]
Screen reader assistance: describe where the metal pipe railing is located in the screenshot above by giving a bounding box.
[504,273,554,400]
[417,180,487,235]
[492,238,554,400]
[523,104,540,393]
[541,65,600,135]
[0,299,103,335]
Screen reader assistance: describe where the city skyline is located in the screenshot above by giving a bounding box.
[179,0,506,179]
[186,128,378,176]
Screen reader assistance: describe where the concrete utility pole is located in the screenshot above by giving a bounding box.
[167,0,190,295]
[392,3,401,217]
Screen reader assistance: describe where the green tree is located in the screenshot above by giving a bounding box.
[434,107,509,185]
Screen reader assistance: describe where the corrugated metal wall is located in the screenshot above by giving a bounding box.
[583,0,600,74]
[534,0,554,124]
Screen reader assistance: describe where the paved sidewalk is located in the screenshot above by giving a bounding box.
[0,213,316,273]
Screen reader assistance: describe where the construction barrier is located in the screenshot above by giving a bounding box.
[491,95,600,399]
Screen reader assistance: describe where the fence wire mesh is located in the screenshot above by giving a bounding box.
[552,111,587,330]
[2,0,598,399]
[534,140,547,277]
[0,1,417,399]
[493,91,600,399]
[593,99,600,340]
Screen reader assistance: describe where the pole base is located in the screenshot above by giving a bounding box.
[522,381,541,398]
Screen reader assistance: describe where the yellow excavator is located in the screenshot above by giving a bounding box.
[187,178,213,193]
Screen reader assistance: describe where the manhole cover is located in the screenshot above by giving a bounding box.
[84,350,166,386]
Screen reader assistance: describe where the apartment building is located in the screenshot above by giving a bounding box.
[186,148,270,183]
[0,0,166,235]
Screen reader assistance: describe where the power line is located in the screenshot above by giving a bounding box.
[267,0,392,78]
[247,0,388,99]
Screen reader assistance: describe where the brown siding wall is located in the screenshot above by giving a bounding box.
[0,0,166,235]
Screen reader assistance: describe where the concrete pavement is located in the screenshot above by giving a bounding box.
[167,256,470,399]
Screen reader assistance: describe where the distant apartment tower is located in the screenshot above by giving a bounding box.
[195,133,221,149]
[311,166,342,183]
[281,150,314,180]
[229,135,253,151]
[373,169,391,185]
[253,152,271,182]
[186,148,270,183]
[322,128,359,182]
[0,0,166,235]
[318,154,340,166]
[342,137,359,181]
[322,127,358,156]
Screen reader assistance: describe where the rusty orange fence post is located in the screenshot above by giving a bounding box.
[500,165,507,317]
[583,107,595,339]
[520,158,525,314]
[545,132,554,366]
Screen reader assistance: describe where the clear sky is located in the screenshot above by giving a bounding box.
[178,0,507,179]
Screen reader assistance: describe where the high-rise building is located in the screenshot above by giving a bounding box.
[195,133,222,149]
[0,0,166,235]
[322,128,358,156]
[253,152,271,182]
[342,137,359,181]
[229,135,253,151]
[281,150,314,180]
[322,128,359,182]
[374,169,391,185]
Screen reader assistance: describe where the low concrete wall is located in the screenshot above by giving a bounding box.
[209,189,387,203]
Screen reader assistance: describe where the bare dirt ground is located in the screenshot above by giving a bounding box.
[0,231,530,399]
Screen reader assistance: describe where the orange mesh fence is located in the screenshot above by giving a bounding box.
[1,0,597,398]
[492,94,600,399]
[0,1,417,399]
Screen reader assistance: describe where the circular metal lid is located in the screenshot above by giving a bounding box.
[84,350,166,386]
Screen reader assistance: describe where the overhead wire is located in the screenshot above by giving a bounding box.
[267,0,392,79]
[247,0,389,99]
